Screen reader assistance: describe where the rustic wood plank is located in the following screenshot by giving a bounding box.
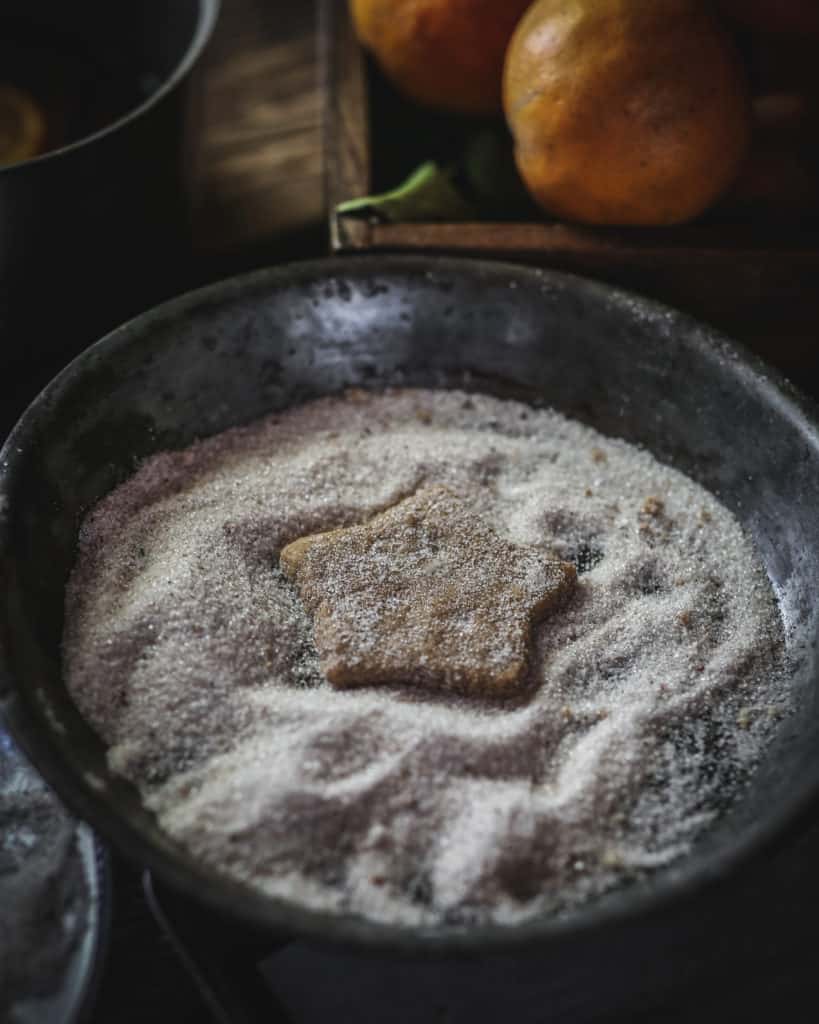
[366,219,819,252]
[193,0,324,257]
[320,0,373,252]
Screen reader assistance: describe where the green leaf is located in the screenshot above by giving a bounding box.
[336,161,476,223]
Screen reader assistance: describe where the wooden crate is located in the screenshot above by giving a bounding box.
[320,0,819,384]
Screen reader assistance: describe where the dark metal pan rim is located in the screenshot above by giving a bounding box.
[2,254,818,955]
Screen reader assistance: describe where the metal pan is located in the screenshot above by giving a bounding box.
[0,0,220,378]
[1,256,818,955]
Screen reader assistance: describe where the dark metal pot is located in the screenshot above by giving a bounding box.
[0,0,219,380]
[1,256,819,964]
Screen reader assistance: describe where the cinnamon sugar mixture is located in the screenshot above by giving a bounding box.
[63,389,788,926]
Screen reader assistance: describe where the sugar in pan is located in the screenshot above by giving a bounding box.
[62,388,789,927]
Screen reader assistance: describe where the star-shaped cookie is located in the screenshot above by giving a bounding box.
[279,486,576,697]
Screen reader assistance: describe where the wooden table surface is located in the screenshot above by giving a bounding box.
[192,0,325,277]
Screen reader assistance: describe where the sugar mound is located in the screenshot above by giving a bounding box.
[63,389,788,926]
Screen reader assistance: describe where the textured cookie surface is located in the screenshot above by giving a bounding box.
[280,485,577,695]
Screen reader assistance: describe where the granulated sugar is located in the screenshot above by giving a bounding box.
[62,389,789,926]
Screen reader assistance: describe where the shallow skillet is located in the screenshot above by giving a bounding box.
[1,256,818,959]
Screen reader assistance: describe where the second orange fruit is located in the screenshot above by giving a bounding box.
[349,0,532,115]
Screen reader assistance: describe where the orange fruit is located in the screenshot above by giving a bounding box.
[349,0,533,115]
[503,0,752,226]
